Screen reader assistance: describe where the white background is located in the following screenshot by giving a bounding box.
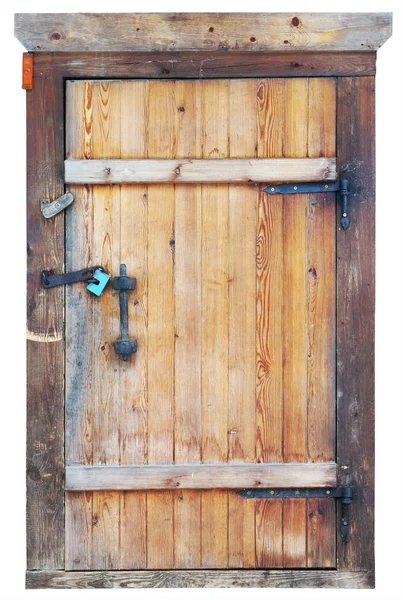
[0,1,404,598]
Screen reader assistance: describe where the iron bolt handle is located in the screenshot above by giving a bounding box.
[113,264,137,361]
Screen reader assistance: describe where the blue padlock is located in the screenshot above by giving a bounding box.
[86,268,111,296]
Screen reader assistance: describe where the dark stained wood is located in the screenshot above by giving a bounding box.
[336,76,375,572]
[32,51,376,80]
[26,74,65,569]
[26,569,375,589]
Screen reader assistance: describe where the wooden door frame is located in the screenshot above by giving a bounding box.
[19,12,392,589]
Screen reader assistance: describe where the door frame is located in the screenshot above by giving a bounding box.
[19,12,391,589]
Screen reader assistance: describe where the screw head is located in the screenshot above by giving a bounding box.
[270,187,275,192]
[326,490,331,495]
[325,184,329,189]
[343,213,347,217]
[293,186,298,191]
[247,490,251,496]
[55,202,61,209]
[343,520,348,526]
[270,490,275,495]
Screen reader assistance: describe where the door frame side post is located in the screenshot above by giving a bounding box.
[336,76,375,578]
[26,63,65,569]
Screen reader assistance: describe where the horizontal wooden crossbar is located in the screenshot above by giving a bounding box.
[65,158,336,184]
[65,462,337,491]
[26,569,375,589]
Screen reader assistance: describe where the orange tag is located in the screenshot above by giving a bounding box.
[22,53,33,90]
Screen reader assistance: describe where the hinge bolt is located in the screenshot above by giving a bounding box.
[326,490,331,495]
[343,213,347,217]
[324,184,329,189]
[247,490,251,496]
[293,186,298,191]
[270,187,275,192]
[270,490,275,495]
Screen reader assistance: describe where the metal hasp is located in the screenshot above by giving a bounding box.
[40,192,74,218]
[113,264,137,361]
[238,486,353,542]
[264,179,350,230]
[42,266,105,288]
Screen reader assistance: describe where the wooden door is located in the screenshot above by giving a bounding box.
[65,78,337,570]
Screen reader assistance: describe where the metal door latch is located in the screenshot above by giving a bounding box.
[264,179,350,230]
[238,486,353,542]
[113,264,137,361]
[40,192,74,218]
[41,266,110,296]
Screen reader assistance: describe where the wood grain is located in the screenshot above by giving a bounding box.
[65,463,337,490]
[26,73,65,570]
[118,80,148,570]
[26,570,376,589]
[65,81,94,571]
[32,51,378,79]
[146,80,176,569]
[65,157,336,184]
[227,79,256,568]
[201,80,229,568]
[173,79,202,568]
[15,13,392,52]
[337,76,375,572]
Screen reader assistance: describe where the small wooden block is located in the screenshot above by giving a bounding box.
[22,53,33,90]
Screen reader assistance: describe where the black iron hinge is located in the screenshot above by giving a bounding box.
[263,179,350,230]
[238,486,353,542]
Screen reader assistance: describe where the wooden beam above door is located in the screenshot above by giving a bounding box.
[14,13,392,53]
[65,158,336,184]
[65,463,337,491]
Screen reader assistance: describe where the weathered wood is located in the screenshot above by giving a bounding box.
[201,80,230,567]
[336,77,375,572]
[65,463,337,490]
[119,80,149,570]
[65,157,336,184]
[227,80,257,568]
[26,569,375,589]
[173,79,203,569]
[26,73,65,569]
[15,13,392,52]
[32,51,378,79]
[146,80,176,569]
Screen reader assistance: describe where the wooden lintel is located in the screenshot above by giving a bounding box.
[32,51,377,79]
[26,569,375,589]
[65,462,337,491]
[14,13,392,53]
[65,158,336,185]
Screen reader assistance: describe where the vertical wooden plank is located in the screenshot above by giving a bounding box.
[146,80,175,569]
[337,77,375,572]
[173,80,202,568]
[282,78,309,568]
[65,492,93,571]
[307,194,336,463]
[227,79,256,568]
[118,80,148,569]
[283,499,307,568]
[308,78,336,158]
[307,498,336,567]
[26,72,65,569]
[201,80,229,568]
[255,498,283,568]
[90,81,121,569]
[65,81,94,571]
[255,78,284,569]
[91,491,120,570]
[307,78,337,568]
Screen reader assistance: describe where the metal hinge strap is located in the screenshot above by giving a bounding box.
[238,486,353,542]
[263,179,350,230]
